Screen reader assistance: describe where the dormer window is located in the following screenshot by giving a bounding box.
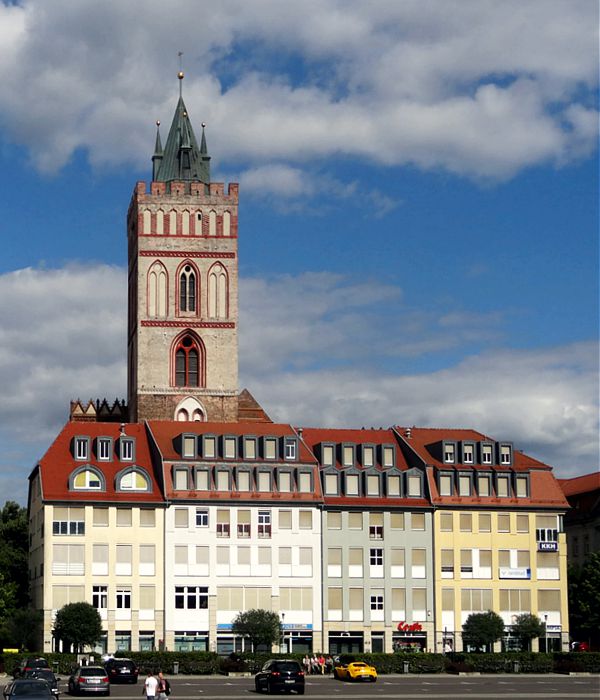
[244,437,257,460]
[481,443,493,465]
[322,444,335,467]
[297,471,312,493]
[284,437,297,461]
[458,473,472,497]
[203,435,216,459]
[278,471,292,493]
[119,437,134,462]
[366,474,380,496]
[462,443,474,464]
[443,442,456,463]
[345,473,360,496]
[119,469,150,491]
[71,467,103,491]
[182,435,196,459]
[257,471,271,492]
[477,473,491,496]
[515,474,529,498]
[74,437,89,461]
[264,437,277,460]
[382,445,394,468]
[342,444,355,467]
[174,468,189,490]
[223,436,237,459]
[324,472,339,495]
[496,474,510,497]
[499,444,512,465]
[236,469,251,492]
[439,473,453,496]
[97,437,112,461]
[407,473,422,497]
[362,445,375,467]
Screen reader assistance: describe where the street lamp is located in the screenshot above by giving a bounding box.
[544,614,548,653]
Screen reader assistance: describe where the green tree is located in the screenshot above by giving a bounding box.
[512,613,545,651]
[568,553,600,647]
[3,608,43,650]
[53,602,103,652]
[0,501,29,607]
[0,571,17,626]
[462,611,505,651]
[231,609,281,652]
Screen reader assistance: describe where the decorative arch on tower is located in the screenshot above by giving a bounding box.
[208,262,229,319]
[176,260,200,315]
[171,330,205,388]
[156,208,165,235]
[147,260,168,318]
[174,396,207,422]
[223,210,231,237]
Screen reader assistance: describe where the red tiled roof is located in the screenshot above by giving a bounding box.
[34,422,164,503]
[558,471,600,497]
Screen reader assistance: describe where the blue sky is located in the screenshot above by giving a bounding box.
[0,0,597,504]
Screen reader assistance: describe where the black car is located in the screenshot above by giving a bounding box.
[3,679,54,700]
[103,659,138,684]
[15,660,50,679]
[255,660,305,695]
[22,670,60,698]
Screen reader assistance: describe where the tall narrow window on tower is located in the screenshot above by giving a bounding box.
[179,266,197,313]
[175,335,202,387]
[208,263,228,318]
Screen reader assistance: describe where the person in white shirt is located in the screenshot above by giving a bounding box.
[144,672,159,700]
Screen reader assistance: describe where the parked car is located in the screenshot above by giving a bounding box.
[103,659,138,684]
[3,679,54,700]
[333,660,377,682]
[254,659,305,695]
[15,659,50,678]
[22,670,60,698]
[67,667,109,696]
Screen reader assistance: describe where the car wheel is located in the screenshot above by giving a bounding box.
[297,689,305,696]
[255,679,262,693]
[267,681,277,695]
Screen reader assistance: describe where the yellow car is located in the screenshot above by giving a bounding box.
[333,660,377,682]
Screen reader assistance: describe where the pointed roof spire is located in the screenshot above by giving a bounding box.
[152,72,211,183]
[152,120,163,181]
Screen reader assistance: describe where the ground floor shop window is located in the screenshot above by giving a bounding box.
[174,631,208,652]
[139,632,155,651]
[371,632,385,653]
[91,633,107,655]
[328,631,364,654]
[115,631,131,652]
[392,632,426,651]
[282,631,312,653]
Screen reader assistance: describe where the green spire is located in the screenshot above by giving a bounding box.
[152,120,163,181]
[153,96,211,183]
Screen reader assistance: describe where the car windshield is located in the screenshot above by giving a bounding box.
[80,669,105,677]
[13,683,51,696]
[26,672,53,681]
[352,663,367,667]
[273,662,300,672]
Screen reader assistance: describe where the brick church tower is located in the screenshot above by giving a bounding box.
[126,74,241,423]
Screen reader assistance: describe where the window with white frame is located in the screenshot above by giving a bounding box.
[119,470,149,491]
[116,588,131,609]
[97,437,112,461]
[175,586,208,609]
[216,470,229,491]
[196,509,208,527]
[71,468,102,490]
[284,438,297,460]
[462,443,474,464]
[499,444,512,464]
[369,512,383,539]
[237,510,251,537]
[362,445,375,467]
[92,585,107,609]
[481,443,493,464]
[370,593,384,610]
[216,510,230,537]
[119,438,134,461]
[443,442,456,463]
[370,548,383,566]
[258,511,271,538]
[74,437,89,460]
[53,507,85,535]
[195,469,209,490]
[174,468,189,490]
[279,510,292,529]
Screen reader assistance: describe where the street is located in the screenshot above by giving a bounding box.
[15,674,596,700]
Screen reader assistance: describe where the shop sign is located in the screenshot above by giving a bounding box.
[499,567,531,579]
[538,541,558,552]
[282,623,313,630]
[396,622,423,632]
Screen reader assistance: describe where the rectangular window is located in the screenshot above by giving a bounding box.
[298,471,311,492]
[370,593,384,610]
[279,510,292,529]
[182,435,196,458]
[92,585,107,609]
[463,443,474,464]
[120,438,134,461]
[349,547,363,577]
[115,545,132,576]
[348,512,363,529]
[92,544,108,576]
[411,512,425,530]
[237,546,251,565]
[460,513,472,532]
[224,436,237,459]
[196,509,208,527]
[116,509,132,527]
[458,474,471,496]
[382,445,394,467]
[284,438,297,460]
[477,474,491,496]
[237,510,251,537]
[441,549,454,577]
[299,510,312,529]
[257,472,271,492]
[278,471,292,492]
[460,549,473,576]
[279,547,292,565]
[412,548,426,578]
[244,437,257,459]
[216,470,229,491]
[203,436,216,458]
[258,511,271,538]
[366,474,380,496]
[346,473,359,495]
[500,444,512,464]
[140,509,155,527]
[97,438,112,461]
[116,588,131,609]
[74,437,89,460]
[216,510,230,537]
[362,445,375,467]
[370,548,383,566]
[195,469,209,490]
[175,586,208,609]
[93,508,108,527]
[322,444,334,466]
[324,473,338,495]
[496,475,510,497]
[236,470,251,492]
[481,444,493,464]
[52,544,84,575]
[478,513,491,532]
[407,475,421,496]
[140,544,155,575]
[516,514,529,533]
[174,508,188,528]
[462,588,493,612]
[369,512,383,539]
[515,475,528,497]
[497,514,510,533]
[440,512,453,531]
[53,507,85,536]
[439,474,453,496]
[264,437,277,460]
[390,513,405,529]
[387,474,401,496]
[174,468,188,491]
[327,548,342,578]
[443,442,456,463]
[390,548,405,578]
[327,511,342,529]
[342,445,354,466]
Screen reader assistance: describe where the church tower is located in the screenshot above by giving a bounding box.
[127,74,239,423]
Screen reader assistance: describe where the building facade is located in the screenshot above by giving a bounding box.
[27,80,571,655]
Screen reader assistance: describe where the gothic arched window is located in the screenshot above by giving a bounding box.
[174,335,202,387]
[147,261,167,318]
[179,265,197,313]
[208,263,228,318]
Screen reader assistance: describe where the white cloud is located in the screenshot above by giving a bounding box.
[0,0,595,181]
[0,264,596,505]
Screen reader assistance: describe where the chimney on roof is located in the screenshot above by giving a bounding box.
[119,423,126,436]
[405,427,412,439]
[297,427,303,438]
